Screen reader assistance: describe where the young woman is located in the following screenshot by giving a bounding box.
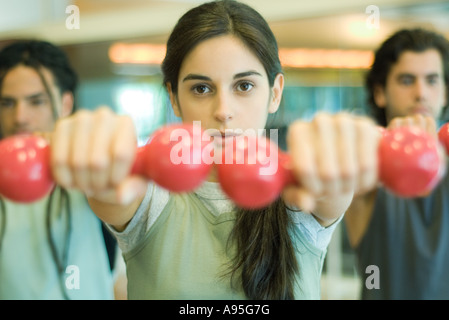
[51,0,379,299]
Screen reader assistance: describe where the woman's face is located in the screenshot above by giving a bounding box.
[169,35,284,143]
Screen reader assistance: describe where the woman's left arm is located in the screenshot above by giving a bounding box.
[282,112,380,227]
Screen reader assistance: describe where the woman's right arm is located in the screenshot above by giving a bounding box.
[51,107,148,231]
[87,194,145,232]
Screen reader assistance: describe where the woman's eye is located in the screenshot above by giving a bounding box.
[236,81,254,92]
[192,85,211,95]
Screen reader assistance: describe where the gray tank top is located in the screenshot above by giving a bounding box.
[356,173,449,299]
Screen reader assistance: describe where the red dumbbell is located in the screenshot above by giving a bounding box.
[0,123,213,203]
[217,126,445,209]
[0,135,55,203]
[216,136,293,209]
[135,123,212,192]
[438,122,449,155]
[379,126,444,197]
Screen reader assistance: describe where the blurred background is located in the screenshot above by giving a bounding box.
[1,0,448,299]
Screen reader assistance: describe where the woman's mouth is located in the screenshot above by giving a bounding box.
[210,131,240,147]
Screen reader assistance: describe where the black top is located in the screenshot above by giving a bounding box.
[356,171,449,299]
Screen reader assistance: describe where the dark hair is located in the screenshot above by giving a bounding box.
[162,0,282,93]
[0,40,78,115]
[366,28,449,126]
[162,0,297,299]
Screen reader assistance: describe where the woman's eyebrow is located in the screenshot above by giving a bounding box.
[234,71,262,79]
[182,71,263,82]
[182,74,211,82]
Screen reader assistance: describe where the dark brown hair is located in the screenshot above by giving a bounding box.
[162,0,298,299]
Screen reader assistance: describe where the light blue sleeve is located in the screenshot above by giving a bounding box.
[288,209,344,251]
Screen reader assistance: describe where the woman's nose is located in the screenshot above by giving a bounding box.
[213,92,234,123]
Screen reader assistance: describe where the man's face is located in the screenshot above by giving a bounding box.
[375,49,447,124]
[0,65,73,137]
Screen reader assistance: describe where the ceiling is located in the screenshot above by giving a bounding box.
[0,0,448,78]
[0,0,448,49]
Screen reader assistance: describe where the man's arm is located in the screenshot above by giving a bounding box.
[344,190,377,248]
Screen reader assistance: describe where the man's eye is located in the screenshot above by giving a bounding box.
[30,98,47,106]
[427,77,439,85]
[399,77,414,85]
[0,100,14,108]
